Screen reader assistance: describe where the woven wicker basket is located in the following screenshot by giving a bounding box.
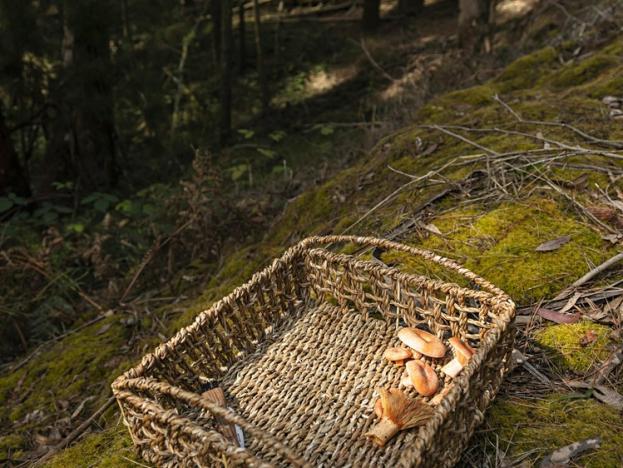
[112,236,515,467]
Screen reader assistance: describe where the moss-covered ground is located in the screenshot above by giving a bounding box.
[2,5,623,467]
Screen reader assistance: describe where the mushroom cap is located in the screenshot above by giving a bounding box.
[398,328,447,358]
[406,360,439,396]
[448,337,475,366]
[383,347,413,362]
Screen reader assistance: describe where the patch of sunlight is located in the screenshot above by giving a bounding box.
[380,55,443,101]
[306,69,340,93]
[496,0,539,23]
[274,64,358,107]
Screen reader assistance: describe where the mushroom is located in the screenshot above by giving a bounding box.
[383,347,413,366]
[429,384,453,406]
[440,337,475,378]
[374,398,384,418]
[397,327,446,358]
[406,360,439,396]
[399,373,413,388]
[202,387,240,446]
[365,388,434,447]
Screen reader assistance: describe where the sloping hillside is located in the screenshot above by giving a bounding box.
[2,2,623,467]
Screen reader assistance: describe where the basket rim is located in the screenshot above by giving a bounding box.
[112,235,516,466]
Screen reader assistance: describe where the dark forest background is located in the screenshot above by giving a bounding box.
[0,0,495,361]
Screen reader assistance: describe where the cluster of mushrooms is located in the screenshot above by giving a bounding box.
[365,328,474,448]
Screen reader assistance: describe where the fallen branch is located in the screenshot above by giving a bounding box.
[493,94,623,149]
[34,396,116,466]
[552,251,623,302]
[569,251,623,290]
[359,39,398,82]
[540,437,601,467]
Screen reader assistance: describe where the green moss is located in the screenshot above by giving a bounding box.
[486,395,623,467]
[534,321,612,373]
[547,54,619,89]
[0,317,129,424]
[443,85,497,106]
[382,198,614,303]
[46,425,137,468]
[494,47,558,92]
[0,433,25,461]
[581,67,623,98]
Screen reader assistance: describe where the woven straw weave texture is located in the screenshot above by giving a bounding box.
[112,235,516,467]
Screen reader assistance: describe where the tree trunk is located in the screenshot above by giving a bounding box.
[397,0,423,17]
[458,0,494,54]
[238,3,246,73]
[220,0,233,144]
[362,0,380,33]
[64,0,118,192]
[252,0,269,112]
[38,0,118,194]
[211,0,222,64]
[0,107,30,197]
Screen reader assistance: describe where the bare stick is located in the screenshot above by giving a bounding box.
[359,39,397,82]
[34,396,116,466]
[493,94,623,149]
[340,158,457,235]
[569,251,623,289]
[421,125,500,156]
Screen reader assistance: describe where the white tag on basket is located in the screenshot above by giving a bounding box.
[234,423,245,448]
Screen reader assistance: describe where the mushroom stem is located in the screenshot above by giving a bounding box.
[441,358,463,378]
[365,388,434,448]
[365,418,401,447]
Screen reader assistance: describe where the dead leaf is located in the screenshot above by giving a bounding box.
[96,323,112,335]
[602,233,622,244]
[537,308,580,324]
[588,204,617,222]
[559,291,582,314]
[423,223,442,235]
[420,143,439,157]
[579,330,598,347]
[71,395,96,419]
[540,437,601,467]
[535,235,571,252]
[595,348,623,384]
[565,380,623,410]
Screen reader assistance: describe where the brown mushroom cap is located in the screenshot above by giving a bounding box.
[383,347,413,364]
[448,337,475,366]
[406,360,439,396]
[398,328,447,358]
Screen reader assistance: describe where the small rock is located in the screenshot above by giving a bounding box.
[602,95,621,106]
[609,108,623,119]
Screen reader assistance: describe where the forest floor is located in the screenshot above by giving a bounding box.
[2,0,623,466]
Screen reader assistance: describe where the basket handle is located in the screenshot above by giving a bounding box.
[297,235,510,299]
[117,377,310,467]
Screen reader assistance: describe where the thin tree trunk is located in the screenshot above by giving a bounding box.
[220,0,233,144]
[172,17,203,133]
[0,107,30,197]
[49,0,118,193]
[362,0,380,33]
[238,3,246,73]
[121,0,132,44]
[252,0,269,112]
[211,0,222,64]
[397,0,423,17]
[458,0,493,53]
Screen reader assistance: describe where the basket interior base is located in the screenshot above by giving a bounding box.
[221,302,430,467]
